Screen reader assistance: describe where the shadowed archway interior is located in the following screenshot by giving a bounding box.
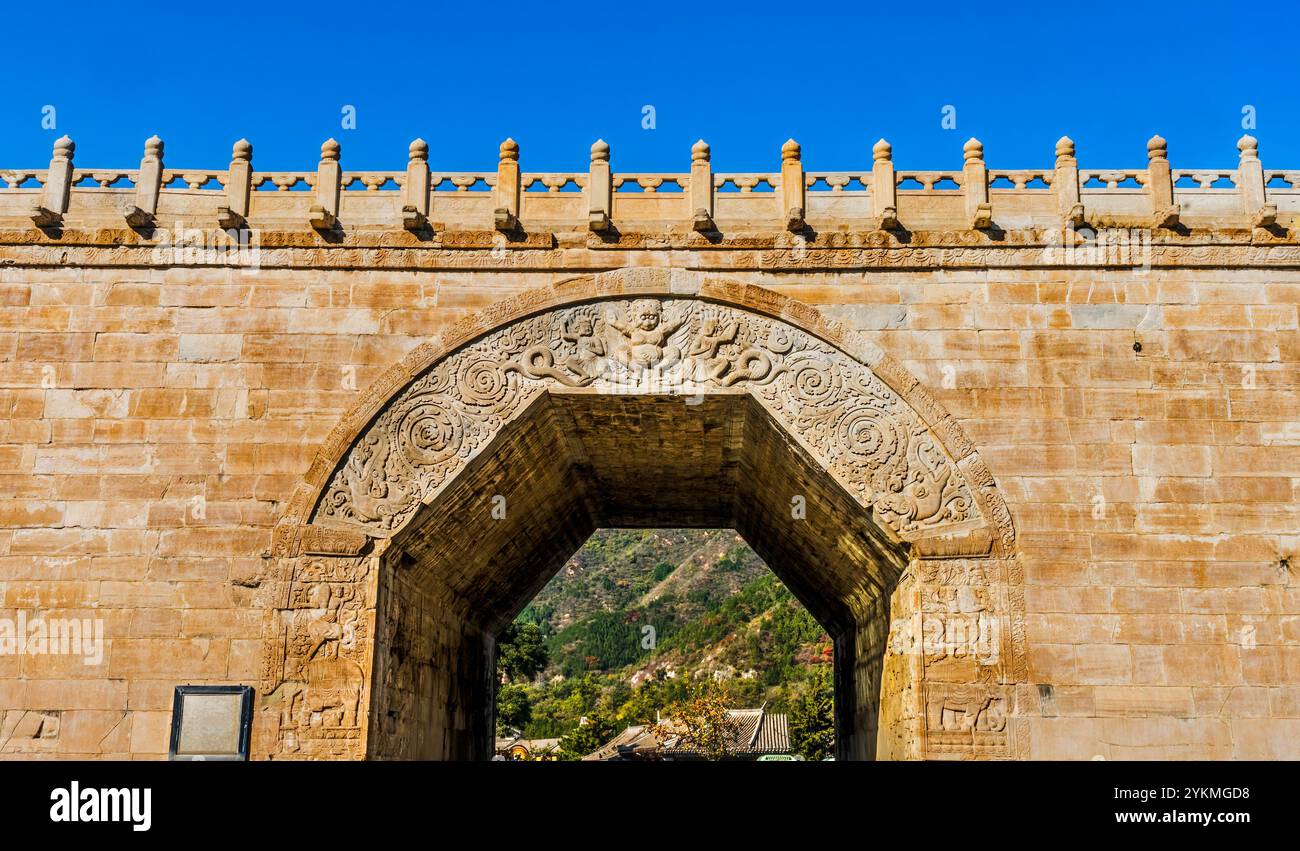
[367,390,908,760]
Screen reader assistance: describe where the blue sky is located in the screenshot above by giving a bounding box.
[1,0,1293,173]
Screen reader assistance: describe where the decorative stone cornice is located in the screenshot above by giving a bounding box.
[2,226,1300,273]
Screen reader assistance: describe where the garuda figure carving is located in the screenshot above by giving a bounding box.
[606,299,687,370]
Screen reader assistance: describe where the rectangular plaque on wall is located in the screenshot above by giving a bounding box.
[168,685,254,761]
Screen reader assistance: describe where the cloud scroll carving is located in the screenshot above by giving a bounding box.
[313,298,985,543]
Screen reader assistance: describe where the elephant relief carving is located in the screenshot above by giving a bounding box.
[284,656,363,731]
[924,684,1011,758]
[928,686,1008,734]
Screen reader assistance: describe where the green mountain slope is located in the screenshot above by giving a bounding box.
[503,529,833,742]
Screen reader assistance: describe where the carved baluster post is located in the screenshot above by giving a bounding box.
[1054,136,1084,227]
[1146,134,1180,229]
[402,138,431,231]
[1237,135,1276,228]
[31,135,74,227]
[218,139,253,229]
[310,138,341,231]
[780,138,805,231]
[588,139,611,233]
[125,135,163,227]
[690,139,714,232]
[963,138,992,229]
[493,138,520,232]
[872,138,898,230]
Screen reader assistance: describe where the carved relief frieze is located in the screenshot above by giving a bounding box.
[924,682,1011,758]
[5,228,1300,274]
[311,297,986,544]
[261,555,374,759]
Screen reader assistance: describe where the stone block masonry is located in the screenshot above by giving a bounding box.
[0,133,1297,759]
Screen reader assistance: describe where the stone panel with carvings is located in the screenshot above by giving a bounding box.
[260,555,374,759]
[313,297,986,544]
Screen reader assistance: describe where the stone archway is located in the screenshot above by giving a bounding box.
[255,268,1027,761]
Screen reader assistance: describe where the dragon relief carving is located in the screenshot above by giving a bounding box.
[314,298,981,540]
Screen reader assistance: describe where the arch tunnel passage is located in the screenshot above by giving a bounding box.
[367,390,910,760]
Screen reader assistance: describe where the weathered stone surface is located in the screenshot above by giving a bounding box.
[0,137,1297,760]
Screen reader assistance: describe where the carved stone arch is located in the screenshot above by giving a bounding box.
[256,268,1027,761]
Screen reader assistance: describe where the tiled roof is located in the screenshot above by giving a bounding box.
[750,711,790,753]
[663,709,790,755]
[586,709,791,760]
[582,724,659,761]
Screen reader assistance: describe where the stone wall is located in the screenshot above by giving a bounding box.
[0,134,1297,759]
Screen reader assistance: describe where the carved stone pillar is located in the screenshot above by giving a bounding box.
[587,139,611,232]
[493,138,520,232]
[402,138,431,231]
[689,139,714,231]
[962,138,992,229]
[887,553,1028,760]
[31,135,74,227]
[125,135,163,227]
[1053,135,1084,227]
[218,139,253,229]
[1237,134,1276,228]
[1146,134,1180,228]
[780,138,805,231]
[309,138,342,231]
[871,138,898,230]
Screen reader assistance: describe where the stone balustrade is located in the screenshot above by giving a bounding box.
[1,134,1294,234]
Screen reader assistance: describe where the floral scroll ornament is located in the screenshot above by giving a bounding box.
[315,298,981,541]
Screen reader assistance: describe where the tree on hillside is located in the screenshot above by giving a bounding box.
[557,712,616,761]
[789,664,835,761]
[497,621,549,683]
[496,683,532,733]
[657,681,739,761]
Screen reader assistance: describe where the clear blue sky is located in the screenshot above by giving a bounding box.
[2,0,1294,173]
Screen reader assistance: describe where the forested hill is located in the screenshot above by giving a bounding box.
[503,529,833,741]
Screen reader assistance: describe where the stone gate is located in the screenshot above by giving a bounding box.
[0,132,1297,759]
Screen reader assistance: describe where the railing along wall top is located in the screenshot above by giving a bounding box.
[2,134,1291,233]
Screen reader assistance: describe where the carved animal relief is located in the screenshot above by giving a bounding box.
[261,555,373,759]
